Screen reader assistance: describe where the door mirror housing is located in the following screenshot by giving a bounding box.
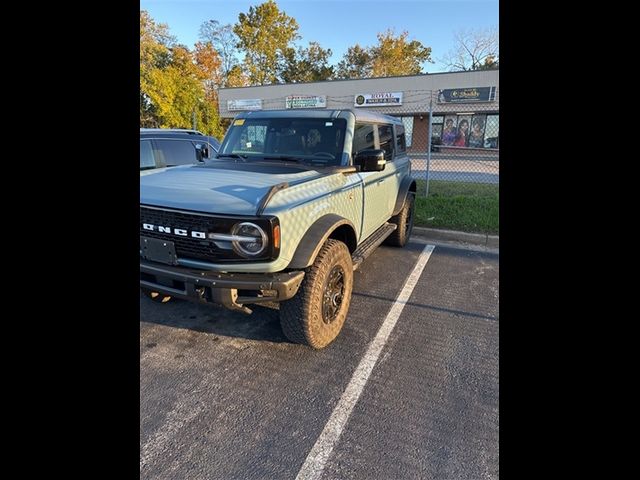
[355,149,386,172]
[195,143,209,162]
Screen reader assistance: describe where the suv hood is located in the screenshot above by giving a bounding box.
[140,162,325,215]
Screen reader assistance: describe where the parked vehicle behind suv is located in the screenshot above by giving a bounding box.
[140,109,416,348]
[140,128,220,172]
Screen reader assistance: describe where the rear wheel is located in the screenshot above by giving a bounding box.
[141,288,173,303]
[385,193,415,247]
[279,239,353,349]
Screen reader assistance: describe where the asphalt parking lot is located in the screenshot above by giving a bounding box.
[140,239,499,480]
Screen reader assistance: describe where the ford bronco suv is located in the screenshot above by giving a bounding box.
[140,109,416,348]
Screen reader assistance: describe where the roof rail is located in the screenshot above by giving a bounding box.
[140,128,205,135]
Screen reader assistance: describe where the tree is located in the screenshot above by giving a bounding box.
[370,29,432,77]
[226,65,251,88]
[198,20,239,83]
[193,41,223,98]
[441,27,499,71]
[140,10,175,126]
[233,0,299,85]
[335,44,372,79]
[282,42,334,83]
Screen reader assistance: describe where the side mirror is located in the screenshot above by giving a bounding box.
[355,149,386,172]
[195,144,209,162]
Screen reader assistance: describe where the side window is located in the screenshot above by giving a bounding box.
[153,140,197,166]
[140,140,156,169]
[395,124,406,153]
[378,124,394,161]
[352,123,375,157]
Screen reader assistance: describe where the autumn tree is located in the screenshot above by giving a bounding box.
[335,44,372,79]
[194,41,223,99]
[226,65,251,88]
[233,0,299,85]
[198,20,239,83]
[441,27,499,71]
[140,10,175,126]
[282,42,334,83]
[336,31,432,80]
[370,29,432,77]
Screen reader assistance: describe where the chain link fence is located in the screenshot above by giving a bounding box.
[223,88,499,194]
[389,89,499,195]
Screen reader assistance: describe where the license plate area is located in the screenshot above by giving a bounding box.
[140,237,178,265]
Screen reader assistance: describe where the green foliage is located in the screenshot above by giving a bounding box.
[140,11,223,136]
[233,0,299,85]
[282,42,334,83]
[370,29,432,77]
[140,10,176,126]
[336,31,432,80]
[335,44,372,79]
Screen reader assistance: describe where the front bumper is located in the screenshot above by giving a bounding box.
[140,260,305,313]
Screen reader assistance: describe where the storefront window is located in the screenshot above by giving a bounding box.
[437,113,499,149]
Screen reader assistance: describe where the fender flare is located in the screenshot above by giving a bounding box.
[288,214,358,269]
[392,176,417,215]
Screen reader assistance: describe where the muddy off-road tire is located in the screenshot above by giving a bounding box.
[279,239,353,349]
[385,193,415,247]
[141,288,173,304]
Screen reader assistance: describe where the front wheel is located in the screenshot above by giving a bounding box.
[385,193,415,247]
[279,239,353,349]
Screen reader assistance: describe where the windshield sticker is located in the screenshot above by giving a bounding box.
[234,119,245,126]
[325,122,333,126]
[246,142,252,148]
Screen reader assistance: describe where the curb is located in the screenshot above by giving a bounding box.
[412,226,499,249]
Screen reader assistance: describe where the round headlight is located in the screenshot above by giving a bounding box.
[231,222,268,257]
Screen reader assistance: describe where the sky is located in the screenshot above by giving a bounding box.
[140,0,499,73]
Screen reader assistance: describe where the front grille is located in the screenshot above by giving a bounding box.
[140,207,230,262]
[140,206,277,263]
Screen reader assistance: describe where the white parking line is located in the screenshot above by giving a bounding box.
[295,244,436,480]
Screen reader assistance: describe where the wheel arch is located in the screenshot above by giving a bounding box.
[392,176,417,215]
[287,214,358,269]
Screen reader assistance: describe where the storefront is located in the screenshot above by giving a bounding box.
[218,69,499,154]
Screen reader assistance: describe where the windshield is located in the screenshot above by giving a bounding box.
[218,117,346,166]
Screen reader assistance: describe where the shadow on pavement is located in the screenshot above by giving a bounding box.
[140,296,291,344]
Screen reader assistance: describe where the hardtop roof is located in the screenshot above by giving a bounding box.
[233,108,402,125]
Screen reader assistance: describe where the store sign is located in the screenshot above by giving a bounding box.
[285,95,326,109]
[227,98,262,111]
[438,87,496,103]
[354,92,403,107]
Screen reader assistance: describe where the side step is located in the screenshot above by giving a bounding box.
[351,222,397,271]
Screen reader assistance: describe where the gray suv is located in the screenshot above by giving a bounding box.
[140,129,220,172]
[140,110,416,348]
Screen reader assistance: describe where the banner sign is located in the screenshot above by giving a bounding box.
[227,99,262,111]
[354,91,403,107]
[285,95,327,109]
[438,87,496,103]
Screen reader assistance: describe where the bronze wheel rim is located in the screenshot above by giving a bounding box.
[322,265,345,324]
